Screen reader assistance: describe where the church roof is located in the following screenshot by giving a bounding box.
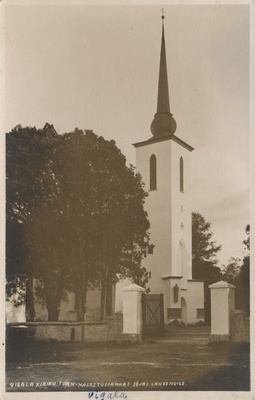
[133,134,194,152]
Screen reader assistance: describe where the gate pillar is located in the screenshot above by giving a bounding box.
[122,284,146,342]
[209,280,235,342]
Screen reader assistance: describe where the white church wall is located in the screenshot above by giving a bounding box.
[34,299,48,321]
[164,278,182,323]
[136,139,172,294]
[169,279,182,308]
[58,292,76,321]
[34,292,77,321]
[133,12,205,322]
[85,288,101,321]
[162,279,171,309]
[6,294,26,323]
[170,140,192,282]
[135,138,194,294]
[34,289,102,321]
[185,280,205,324]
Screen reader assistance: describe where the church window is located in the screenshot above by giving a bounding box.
[180,157,184,193]
[150,154,157,190]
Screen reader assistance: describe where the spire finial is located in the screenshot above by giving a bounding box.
[161,8,165,20]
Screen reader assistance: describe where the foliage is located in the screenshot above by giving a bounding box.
[6,125,153,321]
[238,254,249,314]
[6,123,59,319]
[216,225,250,315]
[221,257,242,286]
[192,212,222,324]
[6,123,59,223]
[243,224,250,251]
[51,129,153,319]
[222,226,250,314]
[192,212,222,266]
[240,224,250,314]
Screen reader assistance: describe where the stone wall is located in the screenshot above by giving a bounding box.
[7,313,123,343]
[36,323,80,342]
[230,310,249,343]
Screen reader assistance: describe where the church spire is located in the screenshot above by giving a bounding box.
[151,14,177,138]
[157,14,170,113]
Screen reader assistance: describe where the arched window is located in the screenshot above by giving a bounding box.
[150,154,157,190]
[180,157,184,193]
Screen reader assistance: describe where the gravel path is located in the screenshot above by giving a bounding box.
[5,326,250,392]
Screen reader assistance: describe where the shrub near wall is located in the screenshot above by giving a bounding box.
[230,310,250,342]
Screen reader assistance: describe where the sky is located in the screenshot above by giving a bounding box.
[1,0,252,268]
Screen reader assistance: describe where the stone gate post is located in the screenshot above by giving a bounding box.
[122,283,146,342]
[209,280,235,342]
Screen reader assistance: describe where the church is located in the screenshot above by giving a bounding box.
[6,16,204,326]
[122,15,205,325]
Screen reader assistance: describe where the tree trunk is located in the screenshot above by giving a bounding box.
[100,233,108,321]
[44,282,62,321]
[76,290,84,322]
[75,275,88,342]
[204,289,211,326]
[106,272,113,317]
[100,279,106,321]
[25,276,35,321]
[47,304,60,321]
[76,275,88,322]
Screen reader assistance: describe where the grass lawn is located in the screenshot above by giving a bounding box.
[5,326,250,392]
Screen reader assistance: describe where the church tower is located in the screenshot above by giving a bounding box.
[133,15,204,325]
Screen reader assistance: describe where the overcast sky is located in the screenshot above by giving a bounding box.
[2,1,252,267]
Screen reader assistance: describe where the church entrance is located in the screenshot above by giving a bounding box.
[142,293,164,338]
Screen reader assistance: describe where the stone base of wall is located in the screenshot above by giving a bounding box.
[230,310,250,342]
[210,334,230,343]
[7,313,123,343]
[121,333,142,343]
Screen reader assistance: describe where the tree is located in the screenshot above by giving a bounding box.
[26,207,75,320]
[221,257,242,286]
[6,125,153,322]
[221,226,250,314]
[238,253,249,314]
[51,129,153,320]
[237,225,250,314]
[6,123,60,320]
[6,123,59,223]
[192,212,222,324]
[243,224,250,251]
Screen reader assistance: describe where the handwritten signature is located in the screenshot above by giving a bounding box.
[88,392,127,400]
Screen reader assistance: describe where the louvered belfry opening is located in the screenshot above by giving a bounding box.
[150,154,157,190]
[180,156,184,193]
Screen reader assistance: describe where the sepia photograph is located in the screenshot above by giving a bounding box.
[1,0,254,398]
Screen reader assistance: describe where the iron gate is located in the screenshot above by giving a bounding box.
[142,293,164,337]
